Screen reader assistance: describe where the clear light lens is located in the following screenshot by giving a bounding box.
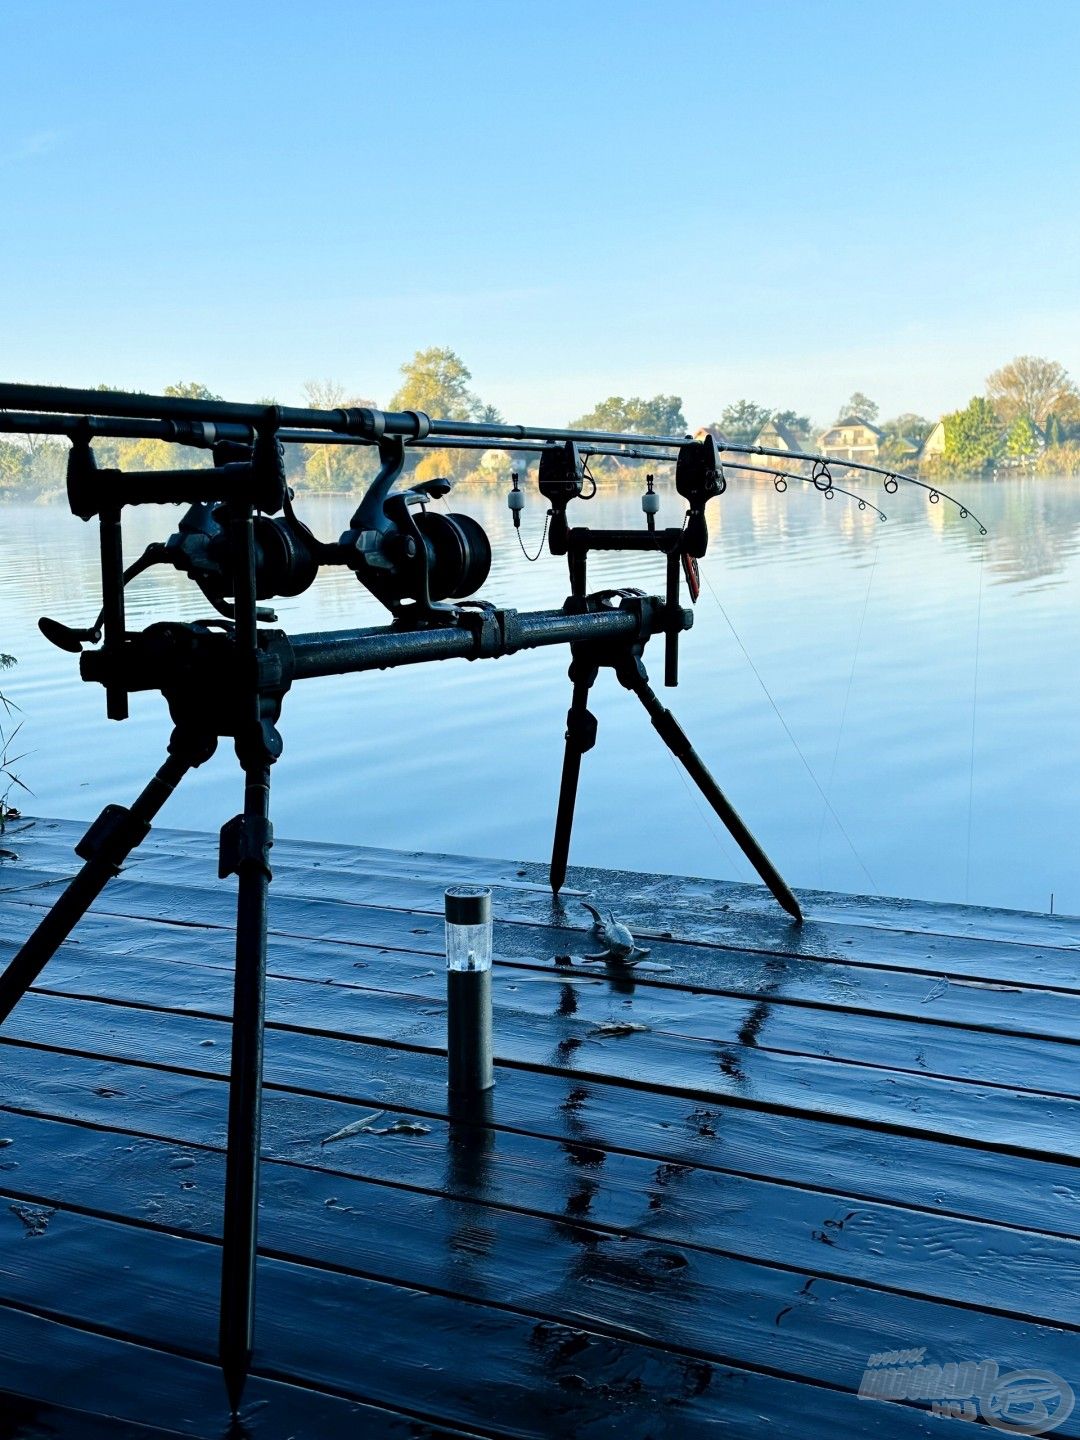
[445,919,492,972]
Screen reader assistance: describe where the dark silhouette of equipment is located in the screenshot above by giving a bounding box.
[0,379,987,1411]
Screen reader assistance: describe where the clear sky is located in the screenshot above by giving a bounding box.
[3,0,1078,428]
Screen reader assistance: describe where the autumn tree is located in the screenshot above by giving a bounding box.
[303,378,349,412]
[14,419,64,472]
[874,413,932,470]
[1044,414,1068,447]
[0,442,26,494]
[299,378,378,492]
[985,356,1080,430]
[390,347,482,421]
[386,349,502,481]
[109,381,225,471]
[629,394,686,434]
[13,432,66,495]
[163,381,223,402]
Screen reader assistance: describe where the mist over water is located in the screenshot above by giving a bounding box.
[2,472,1078,915]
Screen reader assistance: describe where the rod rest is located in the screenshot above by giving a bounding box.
[66,428,288,519]
[78,596,693,699]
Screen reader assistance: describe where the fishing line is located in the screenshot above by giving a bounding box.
[815,530,881,886]
[964,540,986,903]
[701,568,878,892]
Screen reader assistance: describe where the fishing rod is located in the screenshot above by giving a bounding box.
[0,380,687,448]
[726,440,989,534]
[0,384,826,924]
[2,381,985,531]
[717,462,888,520]
[0,407,250,447]
[279,431,890,517]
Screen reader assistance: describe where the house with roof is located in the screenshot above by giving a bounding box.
[918,419,946,466]
[751,418,804,454]
[818,415,883,463]
[693,423,730,446]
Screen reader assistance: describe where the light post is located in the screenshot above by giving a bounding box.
[444,885,494,1096]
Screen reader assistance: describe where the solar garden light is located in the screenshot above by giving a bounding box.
[444,885,494,1095]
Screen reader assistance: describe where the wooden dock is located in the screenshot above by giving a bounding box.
[0,815,1077,1437]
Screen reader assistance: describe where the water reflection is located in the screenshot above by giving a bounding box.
[557,1083,608,1227]
[976,478,1080,588]
[443,1090,498,1290]
[1,473,1078,914]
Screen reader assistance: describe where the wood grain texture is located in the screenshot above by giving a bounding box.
[0,817,1077,1437]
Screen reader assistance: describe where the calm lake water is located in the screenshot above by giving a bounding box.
[1,471,1078,914]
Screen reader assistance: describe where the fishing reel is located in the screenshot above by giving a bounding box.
[39,426,494,659]
[40,433,325,651]
[337,435,491,618]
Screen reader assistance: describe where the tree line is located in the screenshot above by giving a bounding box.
[926,356,1080,476]
[0,357,500,499]
[4,349,1079,500]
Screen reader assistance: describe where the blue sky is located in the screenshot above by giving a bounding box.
[3,0,1078,428]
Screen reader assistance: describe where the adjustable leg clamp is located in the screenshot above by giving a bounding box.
[74,804,151,870]
[564,703,598,754]
[218,814,274,881]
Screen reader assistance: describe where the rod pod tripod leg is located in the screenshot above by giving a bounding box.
[615,656,803,924]
[217,759,273,1412]
[549,655,600,895]
[0,720,280,1412]
[0,729,217,1025]
[545,630,802,923]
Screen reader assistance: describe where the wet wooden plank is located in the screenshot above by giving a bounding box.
[3,1101,1079,1331]
[4,1005,1080,1247]
[22,940,1080,1103]
[0,1302,484,1439]
[0,818,547,892]
[0,1301,955,1440]
[0,1197,978,1439]
[5,819,1080,971]
[6,858,1080,1006]
[0,1394,192,1440]
[2,819,1079,1437]
[7,971,1080,1164]
[1,1190,1077,1438]
[5,894,1080,1048]
[10,815,1079,952]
